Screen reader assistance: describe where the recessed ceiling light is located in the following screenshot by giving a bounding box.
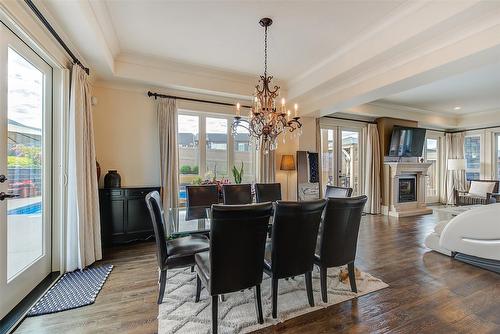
[454,106,461,110]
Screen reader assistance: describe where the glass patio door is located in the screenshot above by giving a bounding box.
[0,24,52,319]
[320,127,361,196]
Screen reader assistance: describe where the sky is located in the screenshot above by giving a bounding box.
[8,48,43,130]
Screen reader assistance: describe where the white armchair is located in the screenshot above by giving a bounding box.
[439,203,500,261]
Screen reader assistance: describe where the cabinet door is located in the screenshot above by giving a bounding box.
[109,199,125,236]
[126,197,152,233]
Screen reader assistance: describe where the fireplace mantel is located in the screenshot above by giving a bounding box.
[382,162,433,217]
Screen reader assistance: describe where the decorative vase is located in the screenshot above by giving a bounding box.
[104,170,121,188]
[96,161,101,181]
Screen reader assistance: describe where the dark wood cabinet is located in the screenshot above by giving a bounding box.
[99,186,160,246]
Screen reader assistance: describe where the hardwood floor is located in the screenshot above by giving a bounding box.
[15,210,500,334]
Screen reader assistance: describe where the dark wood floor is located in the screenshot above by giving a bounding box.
[15,210,500,334]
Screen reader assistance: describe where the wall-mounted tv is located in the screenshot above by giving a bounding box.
[388,126,426,157]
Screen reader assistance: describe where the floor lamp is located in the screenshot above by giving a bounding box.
[448,158,466,205]
[280,154,296,200]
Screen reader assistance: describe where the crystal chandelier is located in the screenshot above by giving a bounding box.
[231,17,302,153]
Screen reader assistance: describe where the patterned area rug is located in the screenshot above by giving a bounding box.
[158,266,388,333]
[27,264,113,316]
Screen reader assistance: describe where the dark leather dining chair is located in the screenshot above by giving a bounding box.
[324,185,353,198]
[194,203,273,334]
[145,191,209,304]
[255,183,282,203]
[314,196,367,302]
[186,185,219,207]
[222,184,252,204]
[264,200,326,318]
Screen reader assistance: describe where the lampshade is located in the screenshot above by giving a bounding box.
[280,154,295,171]
[448,158,466,171]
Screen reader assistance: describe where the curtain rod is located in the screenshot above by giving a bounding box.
[24,0,90,75]
[147,91,252,109]
[323,115,376,124]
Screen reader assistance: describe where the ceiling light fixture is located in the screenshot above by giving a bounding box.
[454,106,461,110]
[231,18,302,153]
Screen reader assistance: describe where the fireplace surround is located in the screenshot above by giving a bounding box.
[382,162,433,217]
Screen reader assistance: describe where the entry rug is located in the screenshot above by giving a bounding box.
[27,264,113,316]
[158,266,388,333]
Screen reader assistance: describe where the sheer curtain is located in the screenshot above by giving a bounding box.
[259,147,276,183]
[66,64,101,271]
[363,124,381,214]
[157,98,179,213]
[444,132,466,204]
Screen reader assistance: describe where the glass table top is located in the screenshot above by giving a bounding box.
[167,205,274,237]
[167,206,212,236]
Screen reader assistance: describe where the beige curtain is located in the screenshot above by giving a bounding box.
[157,98,179,213]
[363,124,381,214]
[444,132,466,204]
[259,145,276,183]
[66,64,101,271]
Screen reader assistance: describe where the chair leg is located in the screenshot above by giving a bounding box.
[212,295,218,334]
[305,271,314,307]
[320,266,327,303]
[195,274,201,302]
[254,284,264,324]
[158,269,167,305]
[271,277,278,319]
[348,262,357,293]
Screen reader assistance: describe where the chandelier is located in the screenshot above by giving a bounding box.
[231,17,302,153]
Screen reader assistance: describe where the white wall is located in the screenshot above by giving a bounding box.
[93,84,160,187]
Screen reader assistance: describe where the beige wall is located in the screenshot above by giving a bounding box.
[93,84,160,187]
[93,83,319,195]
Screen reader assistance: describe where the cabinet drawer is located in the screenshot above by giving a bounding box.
[125,188,158,198]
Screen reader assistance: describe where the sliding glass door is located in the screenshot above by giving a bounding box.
[0,24,52,319]
[320,127,361,196]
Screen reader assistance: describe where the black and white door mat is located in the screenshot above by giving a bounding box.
[27,264,113,317]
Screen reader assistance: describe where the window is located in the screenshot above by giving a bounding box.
[464,136,481,180]
[206,117,228,177]
[177,112,257,201]
[423,138,439,202]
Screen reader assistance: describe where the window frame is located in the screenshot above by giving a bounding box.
[464,134,482,181]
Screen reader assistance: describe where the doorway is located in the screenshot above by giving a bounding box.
[0,23,53,320]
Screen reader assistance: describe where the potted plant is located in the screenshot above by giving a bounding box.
[232,162,244,184]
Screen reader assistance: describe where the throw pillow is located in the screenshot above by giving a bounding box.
[468,181,495,197]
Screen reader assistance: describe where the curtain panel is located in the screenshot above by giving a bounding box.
[443,132,466,204]
[259,145,276,183]
[66,64,102,271]
[363,124,381,214]
[157,98,179,214]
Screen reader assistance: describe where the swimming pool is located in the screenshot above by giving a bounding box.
[8,202,42,215]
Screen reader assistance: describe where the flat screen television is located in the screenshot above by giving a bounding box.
[388,126,426,157]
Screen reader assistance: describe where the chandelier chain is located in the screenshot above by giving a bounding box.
[264,25,267,78]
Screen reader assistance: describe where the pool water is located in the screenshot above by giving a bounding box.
[8,202,42,215]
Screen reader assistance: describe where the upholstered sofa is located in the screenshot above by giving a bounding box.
[425,204,500,273]
[453,180,499,205]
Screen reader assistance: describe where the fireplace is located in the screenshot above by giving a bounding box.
[399,175,416,203]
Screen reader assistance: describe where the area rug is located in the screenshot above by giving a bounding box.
[27,264,113,316]
[158,266,388,333]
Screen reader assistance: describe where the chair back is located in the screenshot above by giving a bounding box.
[222,184,252,204]
[271,200,326,278]
[317,196,367,267]
[255,183,282,203]
[325,185,353,198]
[145,191,167,270]
[466,180,499,193]
[186,185,219,207]
[209,203,273,295]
